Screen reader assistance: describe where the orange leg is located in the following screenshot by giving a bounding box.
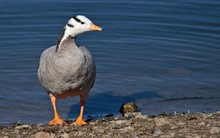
[49,95,68,126]
[74,96,87,126]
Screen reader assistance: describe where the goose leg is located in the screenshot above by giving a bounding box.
[75,96,87,126]
[49,95,68,126]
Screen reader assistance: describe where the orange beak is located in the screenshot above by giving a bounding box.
[90,24,103,31]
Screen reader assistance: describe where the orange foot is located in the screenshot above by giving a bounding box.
[75,117,87,126]
[49,117,68,126]
[71,117,87,126]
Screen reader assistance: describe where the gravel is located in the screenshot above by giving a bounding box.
[1,111,220,137]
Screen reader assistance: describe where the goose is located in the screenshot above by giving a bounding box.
[38,15,102,126]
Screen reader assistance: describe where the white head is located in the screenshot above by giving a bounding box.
[56,15,102,50]
[66,15,102,36]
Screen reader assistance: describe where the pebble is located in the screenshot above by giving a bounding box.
[15,124,31,130]
[97,128,105,134]
[155,118,170,127]
[135,112,148,119]
[213,121,220,126]
[124,112,139,118]
[153,127,162,136]
[17,134,22,138]
[37,123,44,127]
[93,126,105,134]
[14,130,19,134]
[77,131,84,137]
[210,126,220,134]
[35,132,52,138]
[122,126,134,132]
[160,134,175,138]
[124,112,148,119]
[61,133,69,138]
[114,120,127,125]
[171,126,177,130]
[185,134,201,138]
[198,122,205,127]
[193,134,202,138]
[89,121,96,125]
[206,124,211,128]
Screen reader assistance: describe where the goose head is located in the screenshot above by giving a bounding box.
[56,15,102,50]
[65,15,102,37]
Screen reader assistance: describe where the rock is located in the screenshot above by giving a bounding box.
[77,131,84,137]
[119,102,138,116]
[14,130,20,134]
[50,133,56,138]
[61,133,69,138]
[160,134,175,138]
[120,126,134,133]
[97,128,105,134]
[93,126,105,134]
[44,126,59,133]
[89,121,96,125]
[15,124,31,130]
[171,126,177,130]
[35,132,52,138]
[188,116,197,120]
[123,112,147,119]
[178,122,186,127]
[206,124,211,128]
[135,112,148,119]
[159,112,168,117]
[16,134,22,138]
[125,126,134,131]
[37,123,44,127]
[185,134,201,138]
[114,120,127,125]
[193,134,202,138]
[155,118,170,127]
[124,112,139,118]
[153,127,162,136]
[213,121,220,126]
[198,122,205,127]
[210,127,220,134]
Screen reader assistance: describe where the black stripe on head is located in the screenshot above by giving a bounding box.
[67,23,74,28]
[72,16,85,24]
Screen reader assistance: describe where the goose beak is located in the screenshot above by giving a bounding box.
[90,24,103,31]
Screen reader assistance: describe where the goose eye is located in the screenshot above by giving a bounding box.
[81,22,85,24]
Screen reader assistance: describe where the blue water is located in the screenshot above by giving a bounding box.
[0,0,220,124]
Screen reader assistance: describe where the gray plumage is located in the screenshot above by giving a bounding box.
[38,36,96,100]
[37,15,102,126]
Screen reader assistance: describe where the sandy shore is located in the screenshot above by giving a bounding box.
[1,111,220,138]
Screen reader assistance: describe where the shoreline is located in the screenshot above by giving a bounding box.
[1,111,220,137]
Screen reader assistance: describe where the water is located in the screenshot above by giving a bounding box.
[0,0,220,124]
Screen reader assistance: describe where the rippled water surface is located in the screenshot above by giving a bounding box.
[0,0,220,124]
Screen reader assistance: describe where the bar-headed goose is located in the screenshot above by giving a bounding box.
[38,15,102,126]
